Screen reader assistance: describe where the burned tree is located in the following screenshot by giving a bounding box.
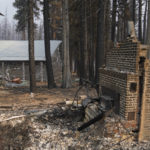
[95,0,105,92]
[138,0,142,41]
[111,0,117,42]
[147,0,150,58]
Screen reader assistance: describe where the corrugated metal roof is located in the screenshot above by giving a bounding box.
[0,40,61,61]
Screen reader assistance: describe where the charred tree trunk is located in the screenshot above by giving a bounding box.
[132,0,136,23]
[147,0,150,58]
[130,0,136,23]
[104,0,110,63]
[89,0,95,82]
[43,0,56,88]
[111,0,117,42]
[143,0,147,44]
[123,0,131,40]
[117,12,121,42]
[28,0,36,92]
[138,0,142,41]
[95,0,105,92]
[84,0,89,79]
[62,0,72,88]
[79,0,85,85]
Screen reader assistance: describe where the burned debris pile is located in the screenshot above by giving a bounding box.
[0,98,150,149]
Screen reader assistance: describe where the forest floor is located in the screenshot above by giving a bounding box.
[0,84,76,109]
[0,84,150,150]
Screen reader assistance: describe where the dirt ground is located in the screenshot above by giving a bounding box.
[0,80,98,109]
[0,86,75,109]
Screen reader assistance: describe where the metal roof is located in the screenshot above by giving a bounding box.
[0,40,61,61]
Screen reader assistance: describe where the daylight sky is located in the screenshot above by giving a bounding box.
[0,0,16,22]
[0,0,42,24]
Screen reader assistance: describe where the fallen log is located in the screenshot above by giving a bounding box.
[0,115,26,122]
[0,110,47,123]
[0,106,12,109]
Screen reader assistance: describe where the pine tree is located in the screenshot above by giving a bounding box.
[129,0,136,23]
[143,0,147,44]
[147,0,150,58]
[62,0,72,88]
[43,0,56,88]
[79,0,85,85]
[13,0,40,40]
[28,0,36,92]
[95,0,105,92]
[1,10,9,40]
[138,0,142,41]
[111,0,117,42]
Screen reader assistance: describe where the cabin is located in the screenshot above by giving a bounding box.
[0,40,62,82]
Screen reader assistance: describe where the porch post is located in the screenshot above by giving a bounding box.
[40,62,44,82]
[2,62,5,81]
[22,62,25,80]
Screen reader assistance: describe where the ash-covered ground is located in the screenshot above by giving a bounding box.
[0,104,150,150]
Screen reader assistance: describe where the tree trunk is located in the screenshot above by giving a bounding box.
[104,0,110,63]
[95,0,105,92]
[138,0,142,41]
[84,0,89,79]
[89,0,94,82]
[117,13,121,41]
[147,0,150,58]
[123,0,130,40]
[132,0,136,23]
[130,0,136,23]
[62,0,72,88]
[43,0,56,88]
[28,0,36,92]
[143,0,147,44]
[22,30,26,40]
[79,0,85,85]
[111,0,117,42]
